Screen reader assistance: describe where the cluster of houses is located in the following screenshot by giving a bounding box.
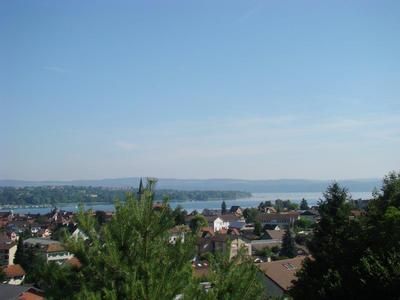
[1,201,356,299]
[179,205,321,298]
[0,209,84,299]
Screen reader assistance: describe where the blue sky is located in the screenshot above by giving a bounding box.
[1,0,399,180]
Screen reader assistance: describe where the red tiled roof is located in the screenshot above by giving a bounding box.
[65,257,82,269]
[3,264,26,278]
[19,291,44,300]
[46,243,66,253]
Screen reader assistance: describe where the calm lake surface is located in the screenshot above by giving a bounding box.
[0,191,373,214]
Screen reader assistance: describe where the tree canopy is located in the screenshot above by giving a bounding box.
[280,229,296,258]
[32,181,262,299]
[300,198,309,210]
[290,174,400,299]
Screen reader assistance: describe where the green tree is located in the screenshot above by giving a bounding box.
[294,218,313,231]
[280,229,296,258]
[290,183,357,299]
[172,205,186,225]
[14,237,25,265]
[186,249,263,300]
[34,181,264,299]
[300,198,309,210]
[243,208,258,223]
[189,214,208,233]
[253,221,262,236]
[47,183,195,299]
[221,200,227,215]
[353,171,400,298]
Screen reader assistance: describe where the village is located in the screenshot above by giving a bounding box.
[0,194,367,299]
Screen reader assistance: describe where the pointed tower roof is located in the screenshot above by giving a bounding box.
[137,178,144,197]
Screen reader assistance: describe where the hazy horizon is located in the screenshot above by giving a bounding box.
[0,175,383,182]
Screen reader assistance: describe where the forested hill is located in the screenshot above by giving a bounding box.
[0,177,380,192]
[0,186,251,206]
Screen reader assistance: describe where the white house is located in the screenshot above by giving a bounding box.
[213,217,229,232]
[71,228,88,241]
[24,238,73,264]
[45,243,73,264]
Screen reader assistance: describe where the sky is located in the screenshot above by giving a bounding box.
[1,0,399,181]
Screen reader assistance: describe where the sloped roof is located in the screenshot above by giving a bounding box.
[229,206,241,212]
[3,264,26,278]
[46,243,66,253]
[300,210,319,216]
[265,230,285,241]
[65,257,82,269]
[256,212,299,223]
[258,256,306,291]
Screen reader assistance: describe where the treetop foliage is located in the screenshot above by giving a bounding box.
[0,186,251,206]
[290,174,400,300]
[31,180,261,300]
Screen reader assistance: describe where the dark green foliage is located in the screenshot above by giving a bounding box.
[294,218,313,231]
[186,250,264,300]
[51,226,70,242]
[275,199,298,211]
[253,221,262,236]
[34,262,80,299]
[221,200,227,214]
[280,229,296,258]
[14,237,46,283]
[290,175,400,300]
[258,200,272,210]
[290,183,354,299]
[33,182,263,299]
[271,245,280,254]
[13,237,25,265]
[172,205,187,225]
[300,198,309,210]
[255,247,273,258]
[0,186,251,206]
[94,210,107,226]
[189,214,208,233]
[355,171,400,299]
[39,185,196,299]
[243,208,258,223]
[294,233,310,246]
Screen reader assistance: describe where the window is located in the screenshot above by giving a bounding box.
[282,263,296,270]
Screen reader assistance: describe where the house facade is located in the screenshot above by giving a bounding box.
[256,212,300,228]
[24,238,73,264]
[0,237,17,266]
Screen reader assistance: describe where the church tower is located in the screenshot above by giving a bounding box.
[137,177,144,199]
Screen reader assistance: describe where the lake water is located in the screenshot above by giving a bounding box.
[0,191,373,214]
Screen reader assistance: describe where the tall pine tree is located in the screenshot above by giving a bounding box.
[35,180,264,299]
[300,198,309,210]
[290,182,355,299]
[221,200,227,215]
[44,181,196,299]
[280,229,296,258]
